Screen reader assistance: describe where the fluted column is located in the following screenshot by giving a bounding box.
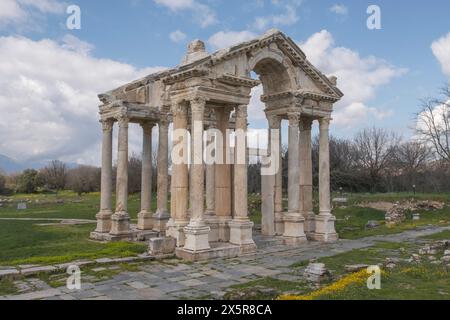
[166,101,189,246]
[215,107,232,241]
[205,123,216,218]
[314,117,338,242]
[283,113,306,244]
[137,121,154,230]
[229,105,256,251]
[299,118,315,238]
[154,114,170,232]
[95,119,113,233]
[270,115,283,235]
[184,97,210,252]
[110,115,131,237]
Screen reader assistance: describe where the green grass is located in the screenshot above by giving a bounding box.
[421,229,450,240]
[0,220,146,266]
[0,278,19,296]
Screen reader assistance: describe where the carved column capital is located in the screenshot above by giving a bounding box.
[171,101,187,118]
[116,115,129,128]
[101,119,114,132]
[300,117,313,131]
[319,117,331,130]
[140,121,155,134]
[159,113,170,127]
[288,113,300,126]
[267,114,281,129]
[190,97,207,116]
[235,105,248,119]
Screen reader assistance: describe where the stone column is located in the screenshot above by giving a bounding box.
[205,120,219,242]
[229,105,256,252]
[166,101,189,246]
[314,117,338,242]
[271,115,284,235]
[215,107,232,241]
[184,97,210,252]
[283,113,307,245]
[299,118,315,238]
[153,114,170,232]
[95,119,113,234]
[110,115,131,238]
[137,122,154,230]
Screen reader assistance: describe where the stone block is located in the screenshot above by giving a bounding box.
[148,237,176,256]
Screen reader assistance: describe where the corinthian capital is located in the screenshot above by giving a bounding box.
[190,97,207,114]
[235,105,248,119]
[171,101,187,118]
[319,117,331,130]
[288,113,300,126]
[116,115,129,128]
[300,117,313,131]
[266,114,281,129]
[101,119,113,132]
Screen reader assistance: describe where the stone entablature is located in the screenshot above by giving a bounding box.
[90,29,343,261]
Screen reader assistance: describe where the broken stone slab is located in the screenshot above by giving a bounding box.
[344,264,369,273]
[304,263,331,283]
[148,237,176,256]
[21,266,57,276]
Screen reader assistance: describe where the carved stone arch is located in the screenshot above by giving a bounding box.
[247,47,296,95]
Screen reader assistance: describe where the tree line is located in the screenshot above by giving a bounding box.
[1,87,448,196]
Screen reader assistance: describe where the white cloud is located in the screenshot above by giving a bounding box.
[330,4,348,15]
[208,30,257,50]
[253,0,301,31]
[431,31,450,77]
[169,30,187,43]
[0,0,65,27]
[61,34,94,56]
[300,30,406,128]
[154,0,216,28]
[0,35,166,165]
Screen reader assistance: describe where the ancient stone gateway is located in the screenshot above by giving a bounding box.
[90,29,343,261]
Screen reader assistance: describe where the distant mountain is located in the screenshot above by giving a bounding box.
[0,154,79,174]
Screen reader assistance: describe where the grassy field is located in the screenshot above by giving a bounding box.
[0,191,449,266]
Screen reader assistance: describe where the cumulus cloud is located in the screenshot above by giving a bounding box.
[253,0,301,31]
[0,35,166,165]
[154,0,217,28]
[0,0,65,28]
[330,4,348,15]
[300,30,406,128]
[208,30,257,50]
[431,31,450,77]
[169,30,187,43]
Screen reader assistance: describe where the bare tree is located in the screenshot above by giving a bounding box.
[416,87,450,163]
[40,160,67,193]
[353,127,400,192]
[393,141,431,184]
[67,165,101,196]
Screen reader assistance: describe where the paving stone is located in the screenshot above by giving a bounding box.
[135,288,166,300]
[20,266,56,276]
[158,282,187,293]
[0,269,19,278]
[8,288,61,300]
[178,279,205,287]
[127,281,149,289]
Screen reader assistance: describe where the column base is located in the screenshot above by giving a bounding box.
[94,210,112,233]
[137,210,153,230]
[313,214,338,242]
[183,224,211,252]
[109,211,131,237]
[152,209,170,233]
[166,219,189,247]
[228,219,256,252]
[274,212,285,236]
[283,213,307,245]
[205,216,220,242]
[302,212,316,240]
[217,217,231,242]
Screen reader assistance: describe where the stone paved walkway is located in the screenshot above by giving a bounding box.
[3,225,450,300]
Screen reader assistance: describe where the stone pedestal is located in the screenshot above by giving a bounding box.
[153,210,170,233]
[283,214,307,245]
[313,214,338,242]
[109,212,132,239]
[137,211,153,230]
[229,220,257,253]
[183,224,211,252]
[166,219,188,247]
[303,212,316,240]
[95,210,112,233]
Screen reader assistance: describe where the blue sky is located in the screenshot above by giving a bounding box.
[0,0,449,165]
